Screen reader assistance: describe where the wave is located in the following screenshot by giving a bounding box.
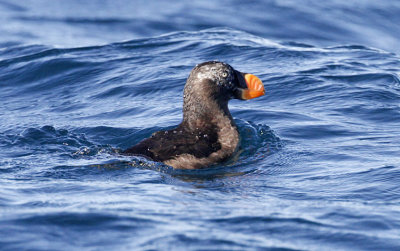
[1,27,400,250]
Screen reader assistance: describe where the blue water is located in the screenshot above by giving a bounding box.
[1,0,400,250]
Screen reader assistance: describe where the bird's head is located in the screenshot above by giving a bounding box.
[185,61,265,103]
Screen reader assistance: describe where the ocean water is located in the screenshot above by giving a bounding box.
[1,0,400,250]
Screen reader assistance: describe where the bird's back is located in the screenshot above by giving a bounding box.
[122,125,221,163]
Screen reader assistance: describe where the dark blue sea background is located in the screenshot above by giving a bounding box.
[1,0,400,250]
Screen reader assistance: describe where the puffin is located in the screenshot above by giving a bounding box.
[123,61,265,169]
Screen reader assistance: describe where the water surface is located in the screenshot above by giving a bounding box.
[1,1,400,250]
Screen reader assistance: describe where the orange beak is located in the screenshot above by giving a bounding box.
[240,73,265,100]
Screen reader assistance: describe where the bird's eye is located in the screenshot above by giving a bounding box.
[222,72,228,78]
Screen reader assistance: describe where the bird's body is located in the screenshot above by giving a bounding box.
[123,61,265,169]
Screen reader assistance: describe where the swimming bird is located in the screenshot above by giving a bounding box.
[123,61,265,169]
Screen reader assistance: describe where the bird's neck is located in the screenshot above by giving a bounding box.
[182,95,235,132]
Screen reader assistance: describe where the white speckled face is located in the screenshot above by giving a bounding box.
[194,61,236,91]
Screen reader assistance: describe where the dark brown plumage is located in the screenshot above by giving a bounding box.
[123,61,265,169]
